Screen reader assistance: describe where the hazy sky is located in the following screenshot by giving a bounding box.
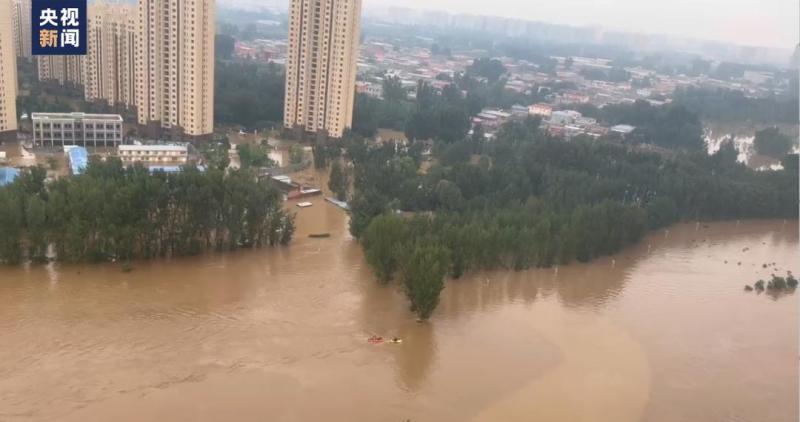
[370,0,799,49]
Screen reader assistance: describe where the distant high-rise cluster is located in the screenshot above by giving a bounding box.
[284,0,362,139]
[0,0,18,137]
[38,55,84,87]
[30,0,215,138]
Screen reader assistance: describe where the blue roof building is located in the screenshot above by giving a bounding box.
[148,166,183,174]
[68,147,89,175]
[0,167,20,187]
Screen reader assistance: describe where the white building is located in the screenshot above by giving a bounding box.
[549,110,582,125]
[118,144,189,164]
[356,81,383,99]
[529,103,552,117]
[611,124,636,135]
[32,113,124,147]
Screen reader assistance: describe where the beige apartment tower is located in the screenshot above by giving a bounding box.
[136,0,215,138]
[84,3,137,109]
[12,0,31,59]
[284,0,362,139]
[0,0,18,137]
[38,55,84,87]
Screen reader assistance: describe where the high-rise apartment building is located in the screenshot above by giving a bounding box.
[136,0,215,138]
[38,55,84,87]
[27,0,215,139]
[284,0,362,139]
[84,3,137,109]
[0,0,18,137]
[11,0,31,59]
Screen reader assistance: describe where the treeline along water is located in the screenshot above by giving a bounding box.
[0,159,295,264]
[345,117,798,317]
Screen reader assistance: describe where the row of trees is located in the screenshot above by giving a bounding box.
[238,142,277,169]
[597,100,705,150]
[344,116,798,319]
[214,61,285,130]
[754,127,796,158]
[0,160,295,265]
[674,86,799,125]
[579,67,631,83]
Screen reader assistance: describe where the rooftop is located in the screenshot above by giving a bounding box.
[611,124,637,134]
[68,147,89,175]
[119,144,188,152]
[32,112,123,122]
[0,167,20,187]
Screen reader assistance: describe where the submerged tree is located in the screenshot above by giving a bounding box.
[328,160,350,201]
[402,243,450,320]
[0,189,23,264]
[0,160,295,265]
[238,142,276,169]
[362,214,406,284]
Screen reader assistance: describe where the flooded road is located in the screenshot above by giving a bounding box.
[0,194,797,421]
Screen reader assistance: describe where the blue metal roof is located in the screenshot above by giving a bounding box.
[0,167,20,187]
[148,165,206,174]
[68,147,88,175]
[148,166,183,174]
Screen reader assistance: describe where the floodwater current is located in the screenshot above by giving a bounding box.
[0,190,797,421]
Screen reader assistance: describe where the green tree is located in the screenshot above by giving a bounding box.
[47,157,59,171]
[238,143,276,169]
[781,153,799,171]
[467,58,507,83]
[382,75,406,103]
[754,127,793,158]
[402,243,450,320]
[434,180,464,210]
[215,34,236,60]
[201,140,231,171]
[215,61,285,129]
[0,161,294,265]
[25,196,48,262]
[362,214,405,283]
[328,160,350,201]
[289,144,305,165]
[0,189,23,264]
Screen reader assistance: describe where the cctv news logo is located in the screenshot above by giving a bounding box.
[31,0,87,55]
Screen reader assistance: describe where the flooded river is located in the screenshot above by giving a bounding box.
[0,195,797,421]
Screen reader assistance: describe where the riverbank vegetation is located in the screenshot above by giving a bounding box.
[674,86,799,125]
[0,160,295,265]
[342,117,798,319]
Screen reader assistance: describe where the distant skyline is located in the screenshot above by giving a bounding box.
[365,0,798,50]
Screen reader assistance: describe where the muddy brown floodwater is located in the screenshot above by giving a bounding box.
[0,192,797,421]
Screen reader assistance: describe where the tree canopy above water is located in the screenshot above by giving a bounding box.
[345,116,798,319]
[0,160,295,265]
